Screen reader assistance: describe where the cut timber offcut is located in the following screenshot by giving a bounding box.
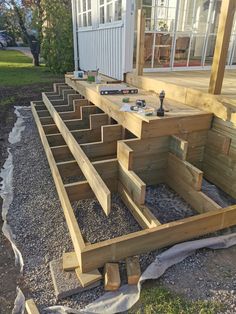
[104,263,121,291]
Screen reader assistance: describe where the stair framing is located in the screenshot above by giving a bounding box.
[31,81,236,274]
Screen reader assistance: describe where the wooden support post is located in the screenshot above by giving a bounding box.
[136,9,145,76]
[208,0,236,94]
[126,256,141,285]
[104,263,121,291]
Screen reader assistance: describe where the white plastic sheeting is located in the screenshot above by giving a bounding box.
[45,232,236,314]
[0,106,27,272]
[0,107,28,314]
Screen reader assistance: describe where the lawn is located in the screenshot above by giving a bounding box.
[0,50,63,86]
[129,285,223,314]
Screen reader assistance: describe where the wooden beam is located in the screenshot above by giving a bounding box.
[63,251,80,271]
[118,183,161,229]
[42,93,111,215]
[64,159,118,202]
[169,135,188,160]
[75,267,102,288]
[118,162,146,205]
[136,9,145,76]
[117,141,134,170]
[31,103,85,266]
[126,256,141,285]
[209,0,236,94]
[206,130,231,155]
[80,205,236,272]
[104,263,121,291]
[25,299,40,314]
[167,153,203,191]
[166,174,221,214]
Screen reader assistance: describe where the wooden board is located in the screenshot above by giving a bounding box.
[79,205,236,272]
[25,299,40,314]
[126,256,141,285]
[31,103,85,266]
[118,183,161,229]
[104,263,121,291]
[42,93,111,215]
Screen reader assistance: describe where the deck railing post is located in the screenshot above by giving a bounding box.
[208,0,236,95]
[136,9,146,76]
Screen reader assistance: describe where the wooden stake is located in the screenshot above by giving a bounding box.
[209,0,236,94]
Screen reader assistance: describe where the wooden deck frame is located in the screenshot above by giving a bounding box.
[42,93,112,215]
[32,94,236,273]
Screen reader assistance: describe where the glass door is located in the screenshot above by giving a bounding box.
[142,0,177,69]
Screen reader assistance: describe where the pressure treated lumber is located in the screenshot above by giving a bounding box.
[206,130,231,155]
[170,135,188,160]
[119,162,146,205]
[117,140,134,170]
[25,299,40,314]
[126,256,141,285]
[125,73,230,121]
[63,252,80,271]
[118,183,161,229]
[166,175,221,214]
[141,113,212,138]
[75,267,102,288]
[52,145,73,162]
[31,103,85,267]
[104,263,121,291]
[209,0,236,94]
[42,92,111,215]
[136,9,145,76]
[79,205,236,272]
[167,153,203,191]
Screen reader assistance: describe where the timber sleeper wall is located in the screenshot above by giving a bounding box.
[31,82,236,275]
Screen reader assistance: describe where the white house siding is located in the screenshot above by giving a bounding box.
[78,25,123,80]
[73,0,135,81]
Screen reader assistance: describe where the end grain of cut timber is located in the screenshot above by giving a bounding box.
[63,252,80,271]
[104,263,121,291]
[25,299,40,314]
[75,267,102,288]
[126,256,141,285]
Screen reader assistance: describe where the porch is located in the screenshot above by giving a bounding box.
[143,69,236,101]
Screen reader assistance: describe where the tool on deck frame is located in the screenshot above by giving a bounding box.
[157,90,165,117]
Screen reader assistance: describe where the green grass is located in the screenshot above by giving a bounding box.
[0,50,63,86]
[129,285,224,314]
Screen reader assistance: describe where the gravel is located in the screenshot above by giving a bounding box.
[5,107,236,313]
[145,184,197,223]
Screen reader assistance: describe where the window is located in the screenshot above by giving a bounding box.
[77,0,92,27]
[99,0,122,25]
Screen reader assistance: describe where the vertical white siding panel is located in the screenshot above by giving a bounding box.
[78,25,128,80]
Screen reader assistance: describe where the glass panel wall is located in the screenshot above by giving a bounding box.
[137,0,236,71]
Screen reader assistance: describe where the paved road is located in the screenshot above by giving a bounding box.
[6,47,33,59]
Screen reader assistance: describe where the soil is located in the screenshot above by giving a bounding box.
[0,83,62,314]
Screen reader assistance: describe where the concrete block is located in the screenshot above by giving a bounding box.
[50,258,100,299]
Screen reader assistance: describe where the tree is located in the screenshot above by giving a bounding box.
[41,0,74,73]
[0,0,43,66]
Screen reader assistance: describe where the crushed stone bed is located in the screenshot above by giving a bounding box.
[145,184,197,223]
[73,195,141,244]
[6,108,236,313]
